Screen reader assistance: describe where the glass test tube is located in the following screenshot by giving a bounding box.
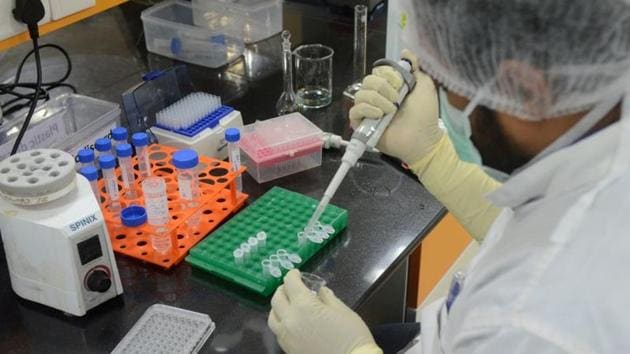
[111,127,128,149]
[78,149,95,169]
[79,166,100,199]
[173,149,199,210]
[116,143,137,199]
[99,155,120,213]
[132,132,152,177]
[142,177,172,254]
[344,5,368,99]
[225,128,242,192]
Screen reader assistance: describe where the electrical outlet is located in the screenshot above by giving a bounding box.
[0,0,52,41]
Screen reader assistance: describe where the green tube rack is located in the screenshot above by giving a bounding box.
[186,187,348,296]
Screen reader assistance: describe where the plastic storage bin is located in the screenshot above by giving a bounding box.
[240,113,323,183]
[192,0,283,44]
[141,0,244,68]
[0,93,120,162]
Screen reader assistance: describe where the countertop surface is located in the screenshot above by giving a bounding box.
[0,2,444,353]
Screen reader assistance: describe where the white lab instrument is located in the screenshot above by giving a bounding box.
[99,154,120,212]
[304,59,416,233]
[173,149,199,210]
[79,166,100,199]
[151,92,244,160]
[116,143,137,199]
[225,128,242,192]
[0,149,123,316]
[132,132,152,178]
[142,177,172,254]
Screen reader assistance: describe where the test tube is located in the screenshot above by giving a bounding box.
[132,132,152,178]
[256,231,267,249]
[79,166,100,199]
[172,149,199,210]
[99,155,121,213]
[301,272,327,294]
[248,237,258,253]
[142,177,172,254]
[77,149,95,169]
[116,143,137,199]
[95,138,113,166]
[225,128,242,192]
[111,127,128,149]
[241,243,251,261]
[234,249,244,265]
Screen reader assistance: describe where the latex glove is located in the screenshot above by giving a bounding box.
[348,49,443,165]
[268,270,383,354]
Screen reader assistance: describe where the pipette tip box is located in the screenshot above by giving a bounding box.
[186,186,347,296]
[239,113,323,183]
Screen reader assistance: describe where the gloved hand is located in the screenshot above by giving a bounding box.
[348,49,442,166]
[268,270,383,354]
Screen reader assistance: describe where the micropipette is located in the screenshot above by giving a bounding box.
[304,59,417,233]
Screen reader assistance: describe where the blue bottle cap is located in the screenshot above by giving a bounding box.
[99,154,116,169]
[79,166,98,181]
[132,132,149,147]
[172,149,199,169]
[116,143,133,158]
[95,138,112,152]
[78,149,95,163]
[121,206,147,227]
[111,127,128,141]
[225,128,240,142]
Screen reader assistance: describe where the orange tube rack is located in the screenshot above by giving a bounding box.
[96,144,248,269]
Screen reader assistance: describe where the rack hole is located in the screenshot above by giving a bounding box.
[1,168,10,174]
[17,163,26,170]
[172,215,178,220]
[137,240,147,246]
[179,245,185,249]
[58,161,69,167]
[216,198,226,203]
[149,152,168,161]
[198,173,207,178]
[203,210,212,215]
[22,171,32,176]
[50,153,60,159]
[42,165,52,171]
[30,151,41,156]
[34,157,44,164]
[7,176,18,183]
[116,234,126,240]
[27,177,38,184]
[222,207,228,211]
[200,178,215,185]
[177,234,185,239]
[162,259,170,263]
[49,171,60,177]
[193,232,200,236]
[136,231,143,236]
[217,178,228,183]
[209,168,228,177]
[141,252,148,256]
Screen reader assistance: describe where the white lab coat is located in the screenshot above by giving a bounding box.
[415,104,630,354]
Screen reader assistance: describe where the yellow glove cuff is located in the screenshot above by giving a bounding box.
[350,343,384,354]
[408,134,503,242]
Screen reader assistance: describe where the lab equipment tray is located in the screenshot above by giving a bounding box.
[186,186,347,296]
[97,144,248,269]
[141,0,244,68]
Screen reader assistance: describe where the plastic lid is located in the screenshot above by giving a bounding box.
[112,127,128,141]
[95,138,112,152]
[79,166,99,181]
[132,132,149,147]
[121,206,148,227]
[99,154,116,169]
[78,149,95,163]
[172,149,199,169]
[116,143,133,158]
[225,128,240,142]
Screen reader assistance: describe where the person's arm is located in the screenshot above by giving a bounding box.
[349,50,501,242]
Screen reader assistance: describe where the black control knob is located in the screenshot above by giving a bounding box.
[86,270,111,293]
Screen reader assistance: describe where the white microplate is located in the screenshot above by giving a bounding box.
[112,304,215,354]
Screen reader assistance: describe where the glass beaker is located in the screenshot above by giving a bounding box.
[294,44,334,109]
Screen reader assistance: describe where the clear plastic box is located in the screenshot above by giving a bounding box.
[112,304,215,354]
[141,0,244,68]
[240,112,323,183]
[0,93,120,162]
[192,0,283,44]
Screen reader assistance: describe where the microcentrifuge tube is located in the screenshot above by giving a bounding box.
[241,243,251,261]
[116,143,137,199]
[256,231,267,248]
[288,253,302,264]
[280,259,295,270]
[261,259,272,277]
[301,272,327,294]
[132,132,152,178]
[79,166,100,199]
[270,266,282,279]
[276,249,288,258]
[269,254,281,268]
[248,237,258,253]
[234,249,244,265]
[142,177,172,254]
[225,128,242,192]
[99,155,121,213]
[173,149,200,210]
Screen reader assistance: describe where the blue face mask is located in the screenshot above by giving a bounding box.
[439,88,510,182]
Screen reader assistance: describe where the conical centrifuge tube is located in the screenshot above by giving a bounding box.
[276,30,299,115]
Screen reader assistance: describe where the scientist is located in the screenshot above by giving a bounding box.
[268,0,630,353]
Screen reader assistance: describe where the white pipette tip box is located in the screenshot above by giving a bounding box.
[151,92,244,160]
[112,304,215,354]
